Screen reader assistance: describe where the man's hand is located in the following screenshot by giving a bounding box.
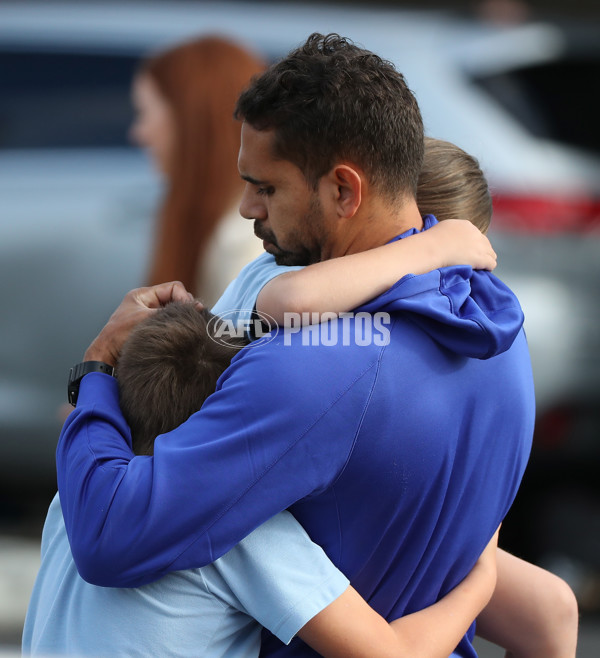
[83,281,194,366]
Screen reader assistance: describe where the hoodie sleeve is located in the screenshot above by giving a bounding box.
[56,344,378,588]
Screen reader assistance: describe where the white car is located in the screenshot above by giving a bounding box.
[1,2,599,509]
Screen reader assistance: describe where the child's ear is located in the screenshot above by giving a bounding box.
[325,164,363,219]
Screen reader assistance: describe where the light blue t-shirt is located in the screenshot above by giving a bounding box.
[211,252,300,326]
[23,494,348,657]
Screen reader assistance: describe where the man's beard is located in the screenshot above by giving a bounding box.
[254,197,327,267]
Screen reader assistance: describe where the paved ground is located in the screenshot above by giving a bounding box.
[3,533,600,656]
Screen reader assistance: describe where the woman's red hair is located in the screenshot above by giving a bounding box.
[141,36,266,293]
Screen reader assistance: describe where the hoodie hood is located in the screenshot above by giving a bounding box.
[358,215,524,359]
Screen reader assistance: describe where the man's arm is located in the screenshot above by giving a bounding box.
[301,530,498,658]
[57,324,372,587]
[257,219,496,324]
[476,549,578,658]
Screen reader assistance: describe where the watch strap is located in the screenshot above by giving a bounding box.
[68,361,115,406]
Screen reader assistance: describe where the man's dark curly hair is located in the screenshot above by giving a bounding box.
[235,33,424,202]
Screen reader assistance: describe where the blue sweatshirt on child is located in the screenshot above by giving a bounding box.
[56,219,535,657]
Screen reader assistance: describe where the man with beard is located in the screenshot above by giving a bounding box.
[57,33,535,657]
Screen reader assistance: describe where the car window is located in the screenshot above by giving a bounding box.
[0,49,140,148]
[471,55,600,157]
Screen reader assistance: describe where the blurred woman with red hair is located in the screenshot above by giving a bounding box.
[130,36,266,306]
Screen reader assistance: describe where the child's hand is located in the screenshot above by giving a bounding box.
[426,219,497,271]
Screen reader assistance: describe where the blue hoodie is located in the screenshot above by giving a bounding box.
[56,219,535,658]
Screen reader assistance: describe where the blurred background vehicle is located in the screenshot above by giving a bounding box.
[1,0,599,637]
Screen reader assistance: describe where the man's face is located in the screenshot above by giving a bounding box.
[238,123,331,266]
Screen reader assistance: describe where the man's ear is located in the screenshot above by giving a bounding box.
[326,164,362,219]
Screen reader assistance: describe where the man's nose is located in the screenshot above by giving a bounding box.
[239,185,267,221]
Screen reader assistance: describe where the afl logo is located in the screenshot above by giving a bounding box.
[207,309,278,349]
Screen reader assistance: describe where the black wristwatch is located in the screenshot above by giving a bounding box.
[67,361,115,406]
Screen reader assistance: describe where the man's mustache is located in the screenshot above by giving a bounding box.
[253,221,278,246]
